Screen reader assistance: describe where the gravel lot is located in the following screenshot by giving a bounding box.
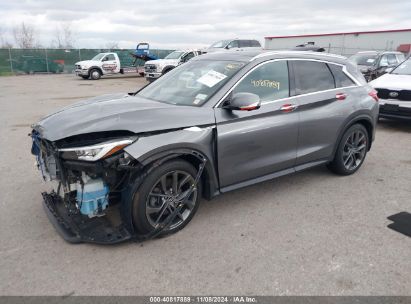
[0,74,410,296]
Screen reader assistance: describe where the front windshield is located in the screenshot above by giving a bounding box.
[349,53,378,66]
[91,53,105,61]
[391,59,411,75]
[138,60,245,106]
[210,40,231,48]
[165,51,185,59]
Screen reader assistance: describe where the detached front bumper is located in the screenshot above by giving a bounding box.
[42,192,132,244]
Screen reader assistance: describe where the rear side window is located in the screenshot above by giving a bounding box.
[328,64,355,88]
[397,53,405,62]
[233,61,289,101]
[292,60,335,95]
[251,40,261,47]
[239,40,251,47]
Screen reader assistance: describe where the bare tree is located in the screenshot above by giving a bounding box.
[52,23,75,49]
[0,27,13,48]
[13,22,37,48]
[105,41,119,50]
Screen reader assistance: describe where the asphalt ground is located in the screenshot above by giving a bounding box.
[0,74,410,295]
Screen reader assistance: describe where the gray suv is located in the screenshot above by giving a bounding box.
[31,51,379,244]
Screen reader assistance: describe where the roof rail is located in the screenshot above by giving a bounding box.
[251,50,347,61]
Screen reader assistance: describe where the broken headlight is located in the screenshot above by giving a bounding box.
[59,138,136,161]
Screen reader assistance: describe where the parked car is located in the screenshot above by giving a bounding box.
[13,56,64,74]
[31,51,378,244]
[292,42,325,52]
[144,49,201,81]
[203,39,262,53]
[370,59,411,120]
[349,51,405,81]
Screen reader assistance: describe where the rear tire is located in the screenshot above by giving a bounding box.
[327,124,369,175]
[90,69,101,80]
[132,159,201,237]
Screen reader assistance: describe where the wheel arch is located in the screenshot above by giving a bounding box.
[88,66,103,75]
[332,113,375,159]
[162,65,175,74]
[139,148,219,201]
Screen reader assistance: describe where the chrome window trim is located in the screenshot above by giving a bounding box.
[214,58,361,108]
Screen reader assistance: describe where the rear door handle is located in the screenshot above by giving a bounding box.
[336,93,347,100]
[280,104,298,112]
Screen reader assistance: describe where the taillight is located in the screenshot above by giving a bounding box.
[369,90,379,102]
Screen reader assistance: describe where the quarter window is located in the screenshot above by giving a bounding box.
[232,61,289,101]
[292,60,335,95]
[328,64,355,88]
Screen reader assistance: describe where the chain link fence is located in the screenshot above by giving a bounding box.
[0,48,174,76]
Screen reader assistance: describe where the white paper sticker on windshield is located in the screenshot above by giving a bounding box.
[366,59,375,63]
[197,70,227,87]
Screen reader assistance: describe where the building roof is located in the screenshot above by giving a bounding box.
[265,28,411,39]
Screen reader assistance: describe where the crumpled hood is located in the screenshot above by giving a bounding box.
[75,60,100,67]
[370,73,411,90]
[33,93,215,141]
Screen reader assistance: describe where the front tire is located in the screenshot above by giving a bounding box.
[328,124,369,175]
[132,160,201,237]
[90,69,101,80]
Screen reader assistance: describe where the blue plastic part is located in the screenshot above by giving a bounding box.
[76,184,109,217]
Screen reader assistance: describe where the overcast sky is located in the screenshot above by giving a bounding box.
[1,0,410,49]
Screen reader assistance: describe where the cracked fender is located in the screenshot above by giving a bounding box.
[124,126,219,199]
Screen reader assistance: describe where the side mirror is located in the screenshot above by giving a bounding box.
[385,67,394,73]
[223,92,261,111]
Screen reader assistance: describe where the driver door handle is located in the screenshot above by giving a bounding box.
[280,104,298,113]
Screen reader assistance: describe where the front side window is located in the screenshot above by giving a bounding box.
[91,53,105,61]
[387,54,398,65]
[379,55,389,66]
[328,64,355,88]
[293,60,335,95]
[182,52,195,62]
[227,40,239,48]
[210,40,230,48]
[138,60,245,106]
[165,51,185,59]
[232,61,289,101]
[104,54,115,61]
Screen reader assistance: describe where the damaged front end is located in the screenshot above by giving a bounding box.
[31,129,140,244]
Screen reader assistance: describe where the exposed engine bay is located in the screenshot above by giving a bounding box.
[31,127,210,244]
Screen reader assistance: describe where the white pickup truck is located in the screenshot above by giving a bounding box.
[75,52,144,80]
[144,49,201,81]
